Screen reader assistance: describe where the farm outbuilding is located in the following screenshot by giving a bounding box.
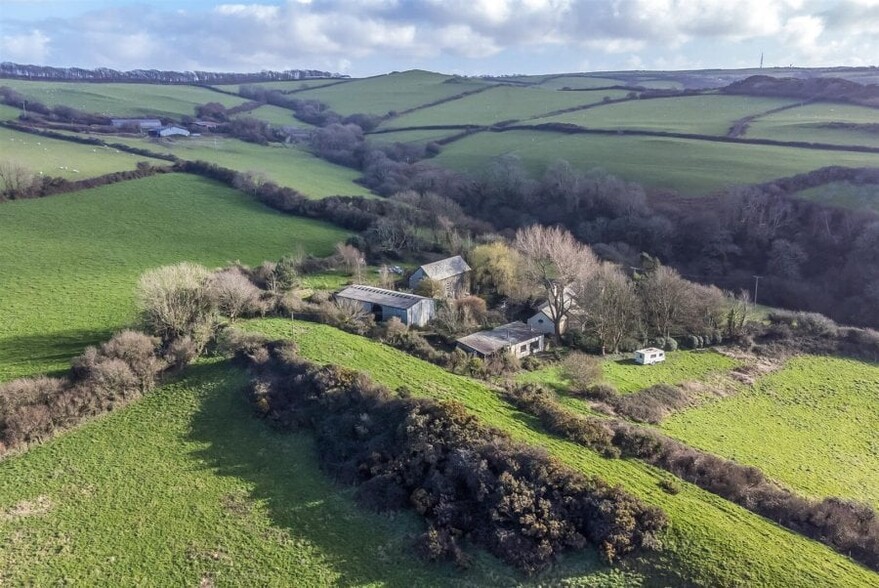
[110,118,162,130]
[456,322,544,359]
[409,255,471,298]
[335,285,435,327]
[634,348,666,365]
[149,126,191,138]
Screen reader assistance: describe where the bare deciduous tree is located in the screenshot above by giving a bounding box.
[514,225,598,338]
[209,268,264,320]
[0,161,37,200]
[335,243,365,280]
[136,262,217,350]
[578,263,641,354]
[638,265,693,339]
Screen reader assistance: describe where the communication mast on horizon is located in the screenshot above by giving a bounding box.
[760,52,764,69]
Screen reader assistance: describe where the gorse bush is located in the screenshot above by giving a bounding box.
[236,338,666,574]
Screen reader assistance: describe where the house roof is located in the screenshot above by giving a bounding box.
[456,322,542,356]
[336,285,429,310]
[110,118,161,127]
[418,255,471,281]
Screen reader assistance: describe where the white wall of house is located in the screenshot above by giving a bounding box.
[527,310,567,334]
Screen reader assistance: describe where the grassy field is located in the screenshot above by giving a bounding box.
[433,130,879,195]
[293,70,488,116]
[538,76,626,90]
[240,318,879,587]
[0,126,164,181]
[746,102,879,147]
[368,128,462,145]
[212,79,348,92]
[531,95,800,136]
[232,104,307,127]
[2,359,616,586]
[517,350,739,394]
[0,174,347,382]
[798,180,879,211]
[663,355,879,508]
[0,81,248,118]
[0,104,21,120]
[383,86,631,128]
[103,135,372,198]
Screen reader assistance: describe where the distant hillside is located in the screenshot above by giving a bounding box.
[723,75,879,107]
[0,62,347,84]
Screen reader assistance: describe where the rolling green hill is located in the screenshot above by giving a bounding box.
[103,135,372,198]
[531,95,800,135]
[0,174,347,382]
[383,85,631,128]
[0,80,248,119]
[293,70,488,116]
[745,102,879,148]
[432,130,879,195]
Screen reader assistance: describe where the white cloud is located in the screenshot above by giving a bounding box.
[1,29,51,63]
[1,0,876,74]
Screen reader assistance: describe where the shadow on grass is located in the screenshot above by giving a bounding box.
[184,361,626,587]
[0,328,114,379]
[183,361,485,587]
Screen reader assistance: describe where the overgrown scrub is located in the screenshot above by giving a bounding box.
[0,331,166,455]
[233,335,667,574]
[608,384,693,424]
[504,384,617,456]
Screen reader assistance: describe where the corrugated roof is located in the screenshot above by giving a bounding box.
[456,322,542,356]
[418,255,471,281]
[336,285,428,310]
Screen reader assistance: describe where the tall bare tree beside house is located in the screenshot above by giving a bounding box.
[514,224,598,339]
[578,263,641,354]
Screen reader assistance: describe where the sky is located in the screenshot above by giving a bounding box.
[1,0,877,77]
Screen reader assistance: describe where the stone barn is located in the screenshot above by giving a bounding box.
[409,255,471,298]
[335,285,435,327]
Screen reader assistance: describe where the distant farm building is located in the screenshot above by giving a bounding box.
[110,118,162,130]
[193,120,220,129]
[149,126,191,138]
[409,255,471,297]
[634,348,666,365]
[335,285,435,327]
[456,322,544,359]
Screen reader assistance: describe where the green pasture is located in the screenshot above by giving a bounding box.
[0,174,347,382]
[0,81,248,118]
[240,318,879,587]
[0,126,163,182]
[383,85,630,128]
[0,104,21,120]
[517,350,738,395]
[664,355,879,508]
[105,135,371,198]
[232,104,305,127]
[531,95,799,135]
[367,128,461,145]
[2,359,606,586]
[213,78,347,92]
[433,130,879,195]
[293,70,488,116]
[745,102,879,147]
[538,76,627,90]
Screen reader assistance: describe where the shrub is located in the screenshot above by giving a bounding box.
[578,383,618,403]
[560,352,603,391]
[664,337,678,351]
[414,277,445,298]
[609,384,690,424]
[658,478,683,495]
[209,268,265,319]
[165,336,198,370]
[136,262,217,351]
